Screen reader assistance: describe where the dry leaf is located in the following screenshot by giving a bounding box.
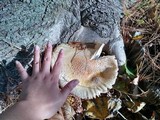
[62,102,76,120]
[130,75,140,85]
[132,31,144,40]
[126,101,146,113]
[83,96,122,120]
[67,94,83,113]
[82,95,110,120]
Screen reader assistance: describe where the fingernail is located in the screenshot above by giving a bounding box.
[15,60,19,65]
[72,79,79,85]
[47,42,51,48]
[35,45,39,50]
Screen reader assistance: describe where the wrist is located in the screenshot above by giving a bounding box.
[0,101,43,120]
[15,101,44,120]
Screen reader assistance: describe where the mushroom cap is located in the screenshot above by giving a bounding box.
[52,43,118,99]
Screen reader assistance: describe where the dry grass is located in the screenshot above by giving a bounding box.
[121,0,160,86]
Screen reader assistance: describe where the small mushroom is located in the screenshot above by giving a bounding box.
[52,43,118,99]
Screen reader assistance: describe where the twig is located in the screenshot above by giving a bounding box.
[114,88,149,97]
[117,111,128,120]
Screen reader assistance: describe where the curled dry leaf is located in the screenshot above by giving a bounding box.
[82,95,110,120]
[130,75,140,85]
[62,102,76,120]
[132,31,144,41]
[52,43,118,99]
[125,100,146,113]
[67,94,83,113]
[82,96,122,120]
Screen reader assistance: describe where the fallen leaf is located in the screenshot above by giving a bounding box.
[82,95,110,120]
[130,75,140,85]
[83,96,122,120]
[62,102,76,120]
[126,100,146,113]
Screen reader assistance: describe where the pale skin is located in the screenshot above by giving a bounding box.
[0,43,79,120]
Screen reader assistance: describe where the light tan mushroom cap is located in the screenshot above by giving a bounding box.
[52,44,118,99]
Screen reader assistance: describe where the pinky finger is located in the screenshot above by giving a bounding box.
[16,61,29,81]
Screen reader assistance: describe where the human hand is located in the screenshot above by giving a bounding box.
[15,43,79,119]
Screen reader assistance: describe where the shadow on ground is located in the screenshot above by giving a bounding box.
[0,45,34,109]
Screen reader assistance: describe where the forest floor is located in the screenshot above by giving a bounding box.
[115,0,160,119]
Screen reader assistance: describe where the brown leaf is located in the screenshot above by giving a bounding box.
[82,95,122,120]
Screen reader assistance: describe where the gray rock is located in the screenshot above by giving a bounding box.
[0,0,126,103]
[0,0,125,64]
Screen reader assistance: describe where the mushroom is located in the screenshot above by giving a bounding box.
[51,43,118,99]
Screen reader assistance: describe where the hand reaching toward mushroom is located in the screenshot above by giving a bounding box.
[0,43,79,120]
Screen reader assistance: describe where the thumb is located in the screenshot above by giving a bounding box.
[61,79,79,98]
